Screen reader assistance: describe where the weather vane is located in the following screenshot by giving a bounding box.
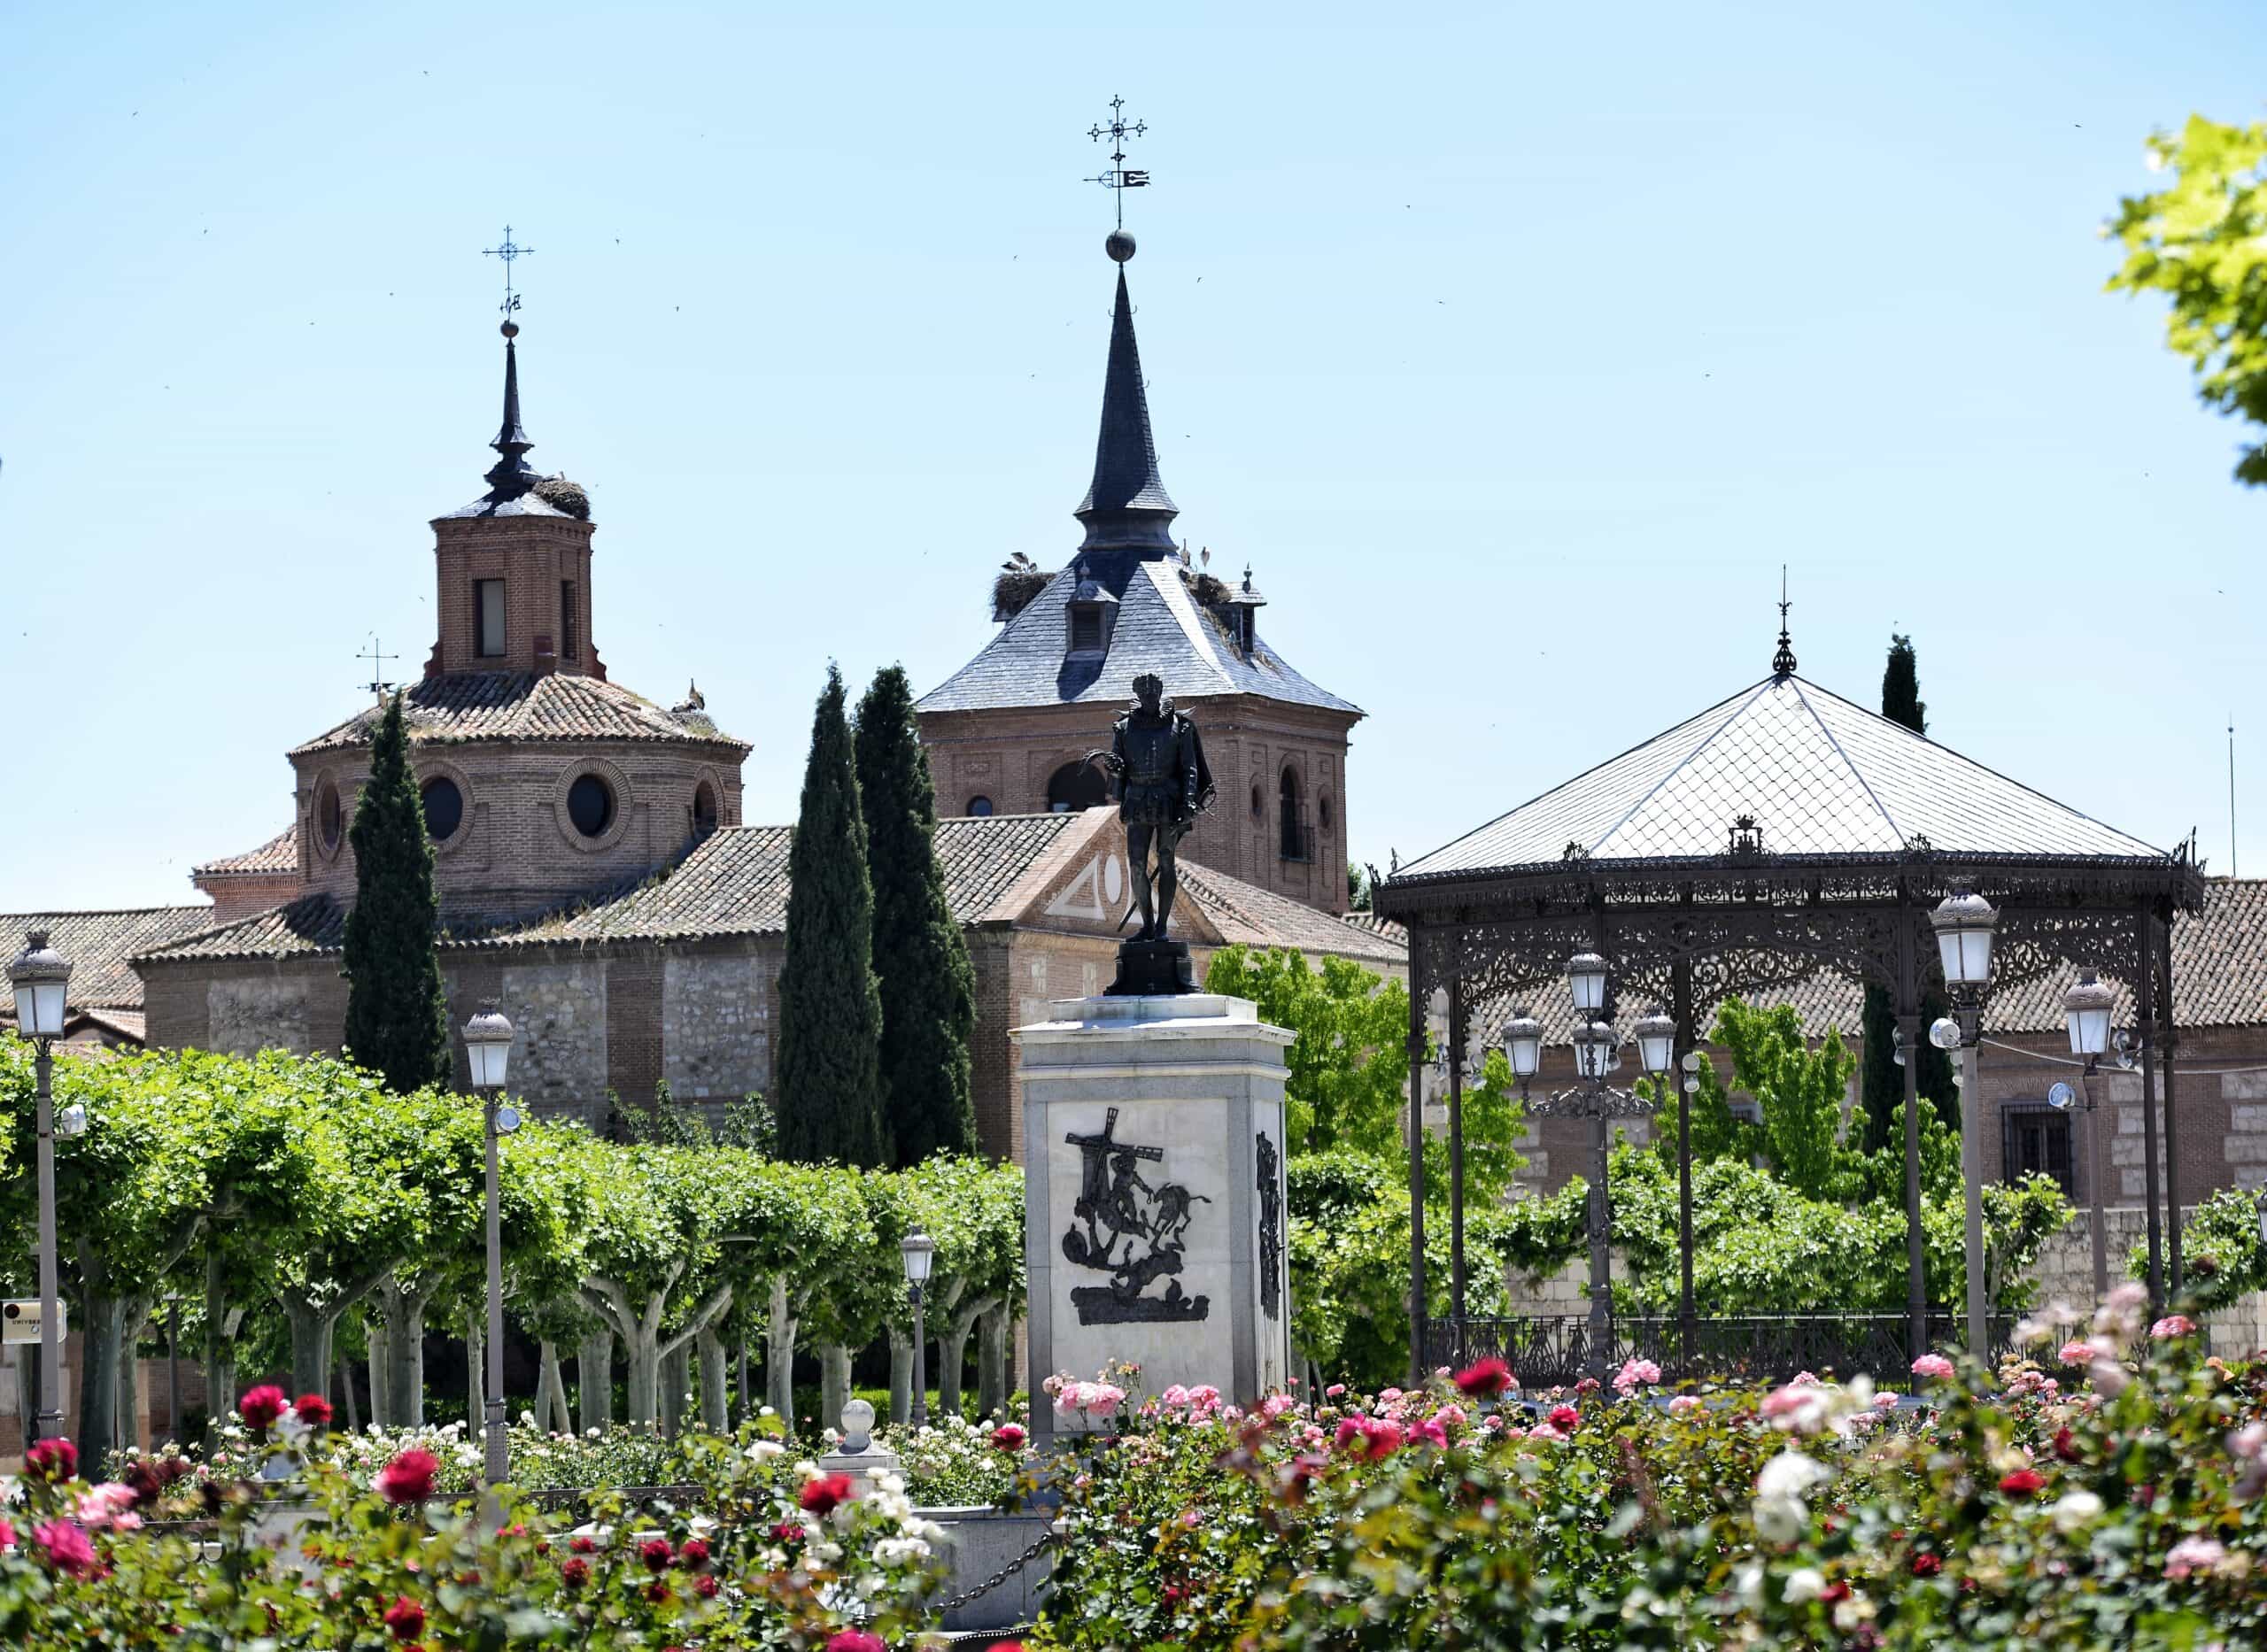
[1085,96,1150,233]
[483,225,534,320]
[357,635,399,704]
[1772,565,1798,678]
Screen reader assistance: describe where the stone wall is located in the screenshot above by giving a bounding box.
[663,951,772,1103]
[499,960,608,1116]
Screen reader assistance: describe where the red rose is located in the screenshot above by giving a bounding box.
[771,1520,805,1543]
[1998,1469,2046,1497]
[382,1596,426,1642]
[800,1472,855,1516]
[237,1385,289,1430]
[824,1633,886,1652]
[992,1423,1028,1450]
[640,1537,673,1573]
[1548,1405,1581,1431]
[33,1519,97,1579]
[693,1573,719,1599]
[569,1534,597,1554]
[644,1580,670,1605]
[560,1556,591,1589]
[677,1537,709,1569]
[376,1447,438,1506]
[25,1438,79,1483]
[125,1461,166,1506]
[1819,1581,1851,1605]
[1454,1357,1513,1399]
[2053,1426,2080,1463]
[292,1393,335,1430]
[1911,1553,1942,1577]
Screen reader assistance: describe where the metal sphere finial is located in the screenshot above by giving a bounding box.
[499,320,520,338]
[1105,229,1137,264]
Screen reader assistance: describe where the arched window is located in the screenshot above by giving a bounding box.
[1319,791,1335,832]
[966,796,994,817]
[692,781,719,841]
[1279,767,1306,861]
[1250,783,1263,820]
[1047,760,1109,813]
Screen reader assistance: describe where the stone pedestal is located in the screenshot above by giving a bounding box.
[1013,993,1293,1443]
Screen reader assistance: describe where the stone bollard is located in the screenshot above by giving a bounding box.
[814,1399,901,1503]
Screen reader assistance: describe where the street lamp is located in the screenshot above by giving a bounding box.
[1929,889,1999,1358]
[1500,1009,1542,1089]
[1633,1008,1677,1082]
[1567,953,1609,1016]
[901,1225,936,1429]
[1571,1019,1616,1080]
[2062,972,2118,1298]
[462,1002,515,1487]
[8,931,71,1443]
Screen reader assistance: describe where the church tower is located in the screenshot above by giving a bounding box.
[916,225,1362,915]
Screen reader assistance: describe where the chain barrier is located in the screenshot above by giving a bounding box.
[932,1524,1059,1612]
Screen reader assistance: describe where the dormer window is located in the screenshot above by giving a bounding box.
[1064,566,1118,658]
[1069,605,1106,653]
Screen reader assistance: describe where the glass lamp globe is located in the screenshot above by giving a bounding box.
[2062,972,2116,1059]
[1567,952,1609,1015]
[7,930,71,1042]
[900,1225,937,1286]
[1929,1015,1964,1052]
[1500,1009,1543,1079]
[1633,1008,1676,1077]
[1930,889,1999,990]
[1572,1020,1615,1081]
[461,1002,515,1091]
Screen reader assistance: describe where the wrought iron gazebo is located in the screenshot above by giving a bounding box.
[1375,634,2203,1384]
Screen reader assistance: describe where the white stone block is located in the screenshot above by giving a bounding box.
[2231,1104,2267,1132]
[2224,1071,2267,1100]
[1015,993,1293,1444]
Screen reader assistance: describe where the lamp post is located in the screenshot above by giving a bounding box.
[1929,889,1998,1358]
[901,1225,935,1429]
[1571,1015,1617,1363]
[462,1003,515,1488]
[2062,972,2117,1299]
[8,932,71,1442]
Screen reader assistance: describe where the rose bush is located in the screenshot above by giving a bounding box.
[1026,1294,2267,1649]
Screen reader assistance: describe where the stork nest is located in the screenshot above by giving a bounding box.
[532,475,591,520]
[993,565,1051,621]
[1184,569,1234,606]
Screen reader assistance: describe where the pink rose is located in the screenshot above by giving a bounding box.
[2149,1315,2197,1339]
[1910,1354,1956,1381]
[32,1519,96,1578]
[1668,1394,1704,1417]
[2165,1535,2228,1579]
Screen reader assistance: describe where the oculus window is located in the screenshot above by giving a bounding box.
[568,773,616,838]
[421,777,464,842]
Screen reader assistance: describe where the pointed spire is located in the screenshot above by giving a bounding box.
[483,320,538,499]
[1771,566,1798,678]
[1075,241,1178,554]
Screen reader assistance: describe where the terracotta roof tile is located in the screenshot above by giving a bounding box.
[1177,864,1405,969]
[192,824,298,879]
[290,673,747,757]
[1,907,224,1007]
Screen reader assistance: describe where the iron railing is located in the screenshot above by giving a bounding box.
[1423,1312,2019,1389]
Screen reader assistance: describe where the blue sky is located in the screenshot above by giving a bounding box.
[2,1,2262,914]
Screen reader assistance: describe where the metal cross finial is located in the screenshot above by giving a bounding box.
[1085,96,1151,231]
[1772,565,1798,677]
[483,225,534,320]
[357,635,400,704]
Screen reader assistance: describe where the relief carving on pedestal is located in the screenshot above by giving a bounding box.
[1257,1131,1282,1321]
[1063,1108,1211,1324]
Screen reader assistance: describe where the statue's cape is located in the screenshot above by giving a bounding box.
[1180,712,1217,814]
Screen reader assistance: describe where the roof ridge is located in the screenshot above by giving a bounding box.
[1784,675,1906,845]
[1585,678,1779,855]
[5,904,216,920]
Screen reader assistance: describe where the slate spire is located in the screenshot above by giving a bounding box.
[1075,237,1179,555]
[483,320,538,500]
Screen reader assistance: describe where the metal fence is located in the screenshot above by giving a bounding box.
[1422,1313,2018,1389]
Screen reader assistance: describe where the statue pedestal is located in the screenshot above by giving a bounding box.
[1012,993,1293,1444]
[1105,938,1195,996]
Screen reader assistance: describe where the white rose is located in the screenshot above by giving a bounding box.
[2051,1490,2104,1533]
[1783,1567,1825,1604]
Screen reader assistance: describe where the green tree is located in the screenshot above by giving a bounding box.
[1708,999,1859,1201]
[341,693,448,1094]
[775,666,887,1168]
[1203,946,1415,1162]
[1858,635,1956,1147]
[2108,115,2267,485]
[854,665,978,1165]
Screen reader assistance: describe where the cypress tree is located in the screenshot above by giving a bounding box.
[776,666,888,1167]
[1860,635,1959,1147]
[342,692,450,1093]
[854,665,979,1166]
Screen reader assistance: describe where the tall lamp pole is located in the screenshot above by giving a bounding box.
[462,1003,517,1487]
[1929,889,1999,1359]
[901,1226,935,1429]
[2060,973,2117,1300]
[9,932,73,1442]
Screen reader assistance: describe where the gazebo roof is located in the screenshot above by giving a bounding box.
[1401,672,2165,879]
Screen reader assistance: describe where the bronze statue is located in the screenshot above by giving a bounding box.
[1091,673,1214,944]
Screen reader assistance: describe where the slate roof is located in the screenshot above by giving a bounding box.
[1402,672,2165,876]
[0,907,220,1008]
[290,673,747,757]
[917,556,1363,717]
[192,825,298,879]
[1176,865,1406,969]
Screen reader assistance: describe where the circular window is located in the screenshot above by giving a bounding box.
[692,781,719,839]
[318,781,343,851]
[422,777,464,842]
[568,774,616,838]
[967,795,994,817]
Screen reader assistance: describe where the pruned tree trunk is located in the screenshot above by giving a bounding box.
[203,1251,244,1449]
[938,1293,995,1420]
[116,1293,153,1455]
[695,1323,730,1434]
[378,1274,437,1427]
[77,1293,125,1468]
[465,1303,484,1437]
[338,1346,361,1432]
[764,1276,798,1422]
[886,1327,913,1426]
[367,1314,393,1425]
[533,1340,564,1436]
[976,1303,1010,1420]
[659,1344,688,1439]
[281,1295,335,1403]
[576,1326,614,1433]
[735,1339,751,1428]
[817,1342,851,1438]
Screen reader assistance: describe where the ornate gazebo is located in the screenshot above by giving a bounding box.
[1375,631,2202,1382]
